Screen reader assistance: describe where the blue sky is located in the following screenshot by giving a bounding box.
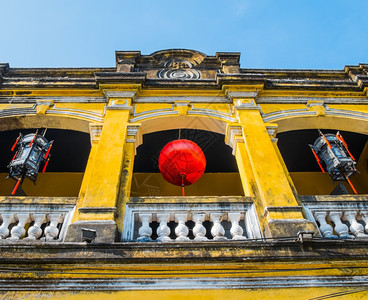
[1,0,367,69]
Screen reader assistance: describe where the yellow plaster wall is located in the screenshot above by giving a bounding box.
[131,173,244,197]
[0,173,83,196]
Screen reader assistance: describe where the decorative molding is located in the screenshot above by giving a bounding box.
[129,110,179,123]
[257,96,368,104]
[132,104,175,117]
[3,275,368,290]
[0,107,36,118]
[226,91,259,99]
[89,123,103,144]
[36,100,54,115]
[225,125,244,155]
[126,124,142,152]
[106,99,133,113]
[234,99,263,112]
[306,100,325,108]
[47,105,104,122]
[262,109,315,123]
[103,91,137,99]
[134,96,229,103]
[157,59,201,80]
[0,96,107,103]
[265,123,278,138]
[78,207,117,214]
[263,107,368,123]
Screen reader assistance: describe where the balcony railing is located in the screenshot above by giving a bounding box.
[301,195,368,238]
[0,197,76,242]
[122,196,261,242]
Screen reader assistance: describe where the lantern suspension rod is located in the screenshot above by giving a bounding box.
[178,128,181,140]
[42,128,48,137]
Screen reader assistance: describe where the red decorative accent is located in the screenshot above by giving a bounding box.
[158,139,206,187]
[11,179,22,196]
[336,131,355,161]
[42,158,50,173]
[11,134,21,152]
[309,145,325,173]
[44,141,53,159]
[28,130,38,148]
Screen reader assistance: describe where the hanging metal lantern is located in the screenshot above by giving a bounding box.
[7,130,53,195]
[158,139,206,196]
[309,130,358,193]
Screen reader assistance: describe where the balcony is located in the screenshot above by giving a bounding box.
[0,197,76,241]
[122,196,262,242]
[301,195,368,238]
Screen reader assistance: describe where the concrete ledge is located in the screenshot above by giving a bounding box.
[64,220,118,243]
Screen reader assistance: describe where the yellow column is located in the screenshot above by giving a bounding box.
[115,124,141,233]
[230,98,317,237]
[71,123,102,223]
[65,97,135,243]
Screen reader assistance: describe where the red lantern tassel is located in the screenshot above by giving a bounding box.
[28,130,38,148]
[42,158,50,173]
[11,179,22,196]
[11,134,21,151]
[181,174,185,197]
[44,141,53,159]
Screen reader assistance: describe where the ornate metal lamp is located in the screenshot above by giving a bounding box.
[7,130,53,195]
[309,130,358,193]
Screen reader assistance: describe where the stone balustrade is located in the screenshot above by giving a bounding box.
[122,197,261,242]
[302,195,368,239]
[0,197,76,242]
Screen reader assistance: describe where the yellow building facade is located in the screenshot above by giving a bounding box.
[0,50,368,299]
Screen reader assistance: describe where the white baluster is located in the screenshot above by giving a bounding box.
[210,213,227,240]
[44,214,63,241]
[26,214,44,240]
[192,213,208,241]
[344,211,366,238]
[314,211,335,237]
[137,213,152,242]
[228,212,246,240]
[9,213,29,240]
[0,214,12,239]
[328,211,352,238]
[175,213,189,242]
[156,213,172,242]
[360,211,368,233]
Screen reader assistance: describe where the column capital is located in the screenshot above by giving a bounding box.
[126,124,142,153]
[225,124,244,155]
[89,123,103,145]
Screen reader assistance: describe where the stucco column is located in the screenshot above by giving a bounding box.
[65,97,135,242]
[228,98,317,238]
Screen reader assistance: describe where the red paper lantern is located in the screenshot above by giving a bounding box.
[158,139,206,190]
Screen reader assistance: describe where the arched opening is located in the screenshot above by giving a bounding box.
[131,128,243,196]
[277,129,368,195]
[0,128,91,196]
